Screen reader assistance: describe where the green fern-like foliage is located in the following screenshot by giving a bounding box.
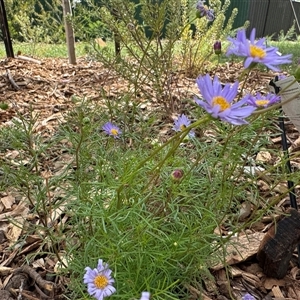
[4,0,64,43]
[278,20,297,42]
[70,0,111,41]
[179,0,237,76]
[85,0,239,112]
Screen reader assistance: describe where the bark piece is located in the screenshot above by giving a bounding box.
[272,285,284,297]
[211,232,265,271]
[0,290,14,300]
[263,277,286,290]
[14,266,55,293]
[5,273,29,290]
[257,209,300,279]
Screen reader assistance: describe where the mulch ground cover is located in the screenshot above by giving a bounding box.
[0,56,300,299]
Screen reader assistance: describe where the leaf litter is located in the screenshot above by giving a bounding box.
[0,56,300,299]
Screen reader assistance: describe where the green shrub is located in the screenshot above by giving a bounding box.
[83,0,238,113]
[4,0,64,43]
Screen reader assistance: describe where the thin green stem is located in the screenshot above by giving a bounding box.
[116,114,212,208]
[237,68,251,100]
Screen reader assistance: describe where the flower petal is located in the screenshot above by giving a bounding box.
[195,75,255,125]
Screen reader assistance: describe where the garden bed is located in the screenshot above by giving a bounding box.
[0,57,300,300]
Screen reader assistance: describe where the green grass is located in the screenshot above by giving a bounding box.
[1,40,298,75]
[0,42,88,59]
[269,40,299,72]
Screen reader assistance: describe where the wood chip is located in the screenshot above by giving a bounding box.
[211,232,265,270]
[257,209,300,279]
[0,267,12,276]
[264,278,286,290]
[272,285,284,297]
[0,195,15,210]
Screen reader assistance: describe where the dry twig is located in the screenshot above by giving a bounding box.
[6,70,20,90]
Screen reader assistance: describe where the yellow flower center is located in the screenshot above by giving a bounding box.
[110,129,119,136]
[180,124,186,131]
[94,275,109,289]
[255,100,269,106]
[212,96,230,111]
[250,45,266,59]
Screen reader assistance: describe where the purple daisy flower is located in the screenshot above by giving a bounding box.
[195,74,256,125]
[226,28,292,71]
[196,0,214,21]
[242,293,255,300]
[246,92,281,108]
[140,292,150,300]
[172,114,195,137]
[83,259,116,300]
[102,122,121,139]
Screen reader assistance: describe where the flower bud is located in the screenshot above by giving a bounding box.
[171,169,184,182]
[214,41,221,55]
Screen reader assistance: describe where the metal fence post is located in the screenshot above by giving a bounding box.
[262,0,271,36]
[0,0,14,58]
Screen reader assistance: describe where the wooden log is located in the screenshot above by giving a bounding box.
[257,209,300,279]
